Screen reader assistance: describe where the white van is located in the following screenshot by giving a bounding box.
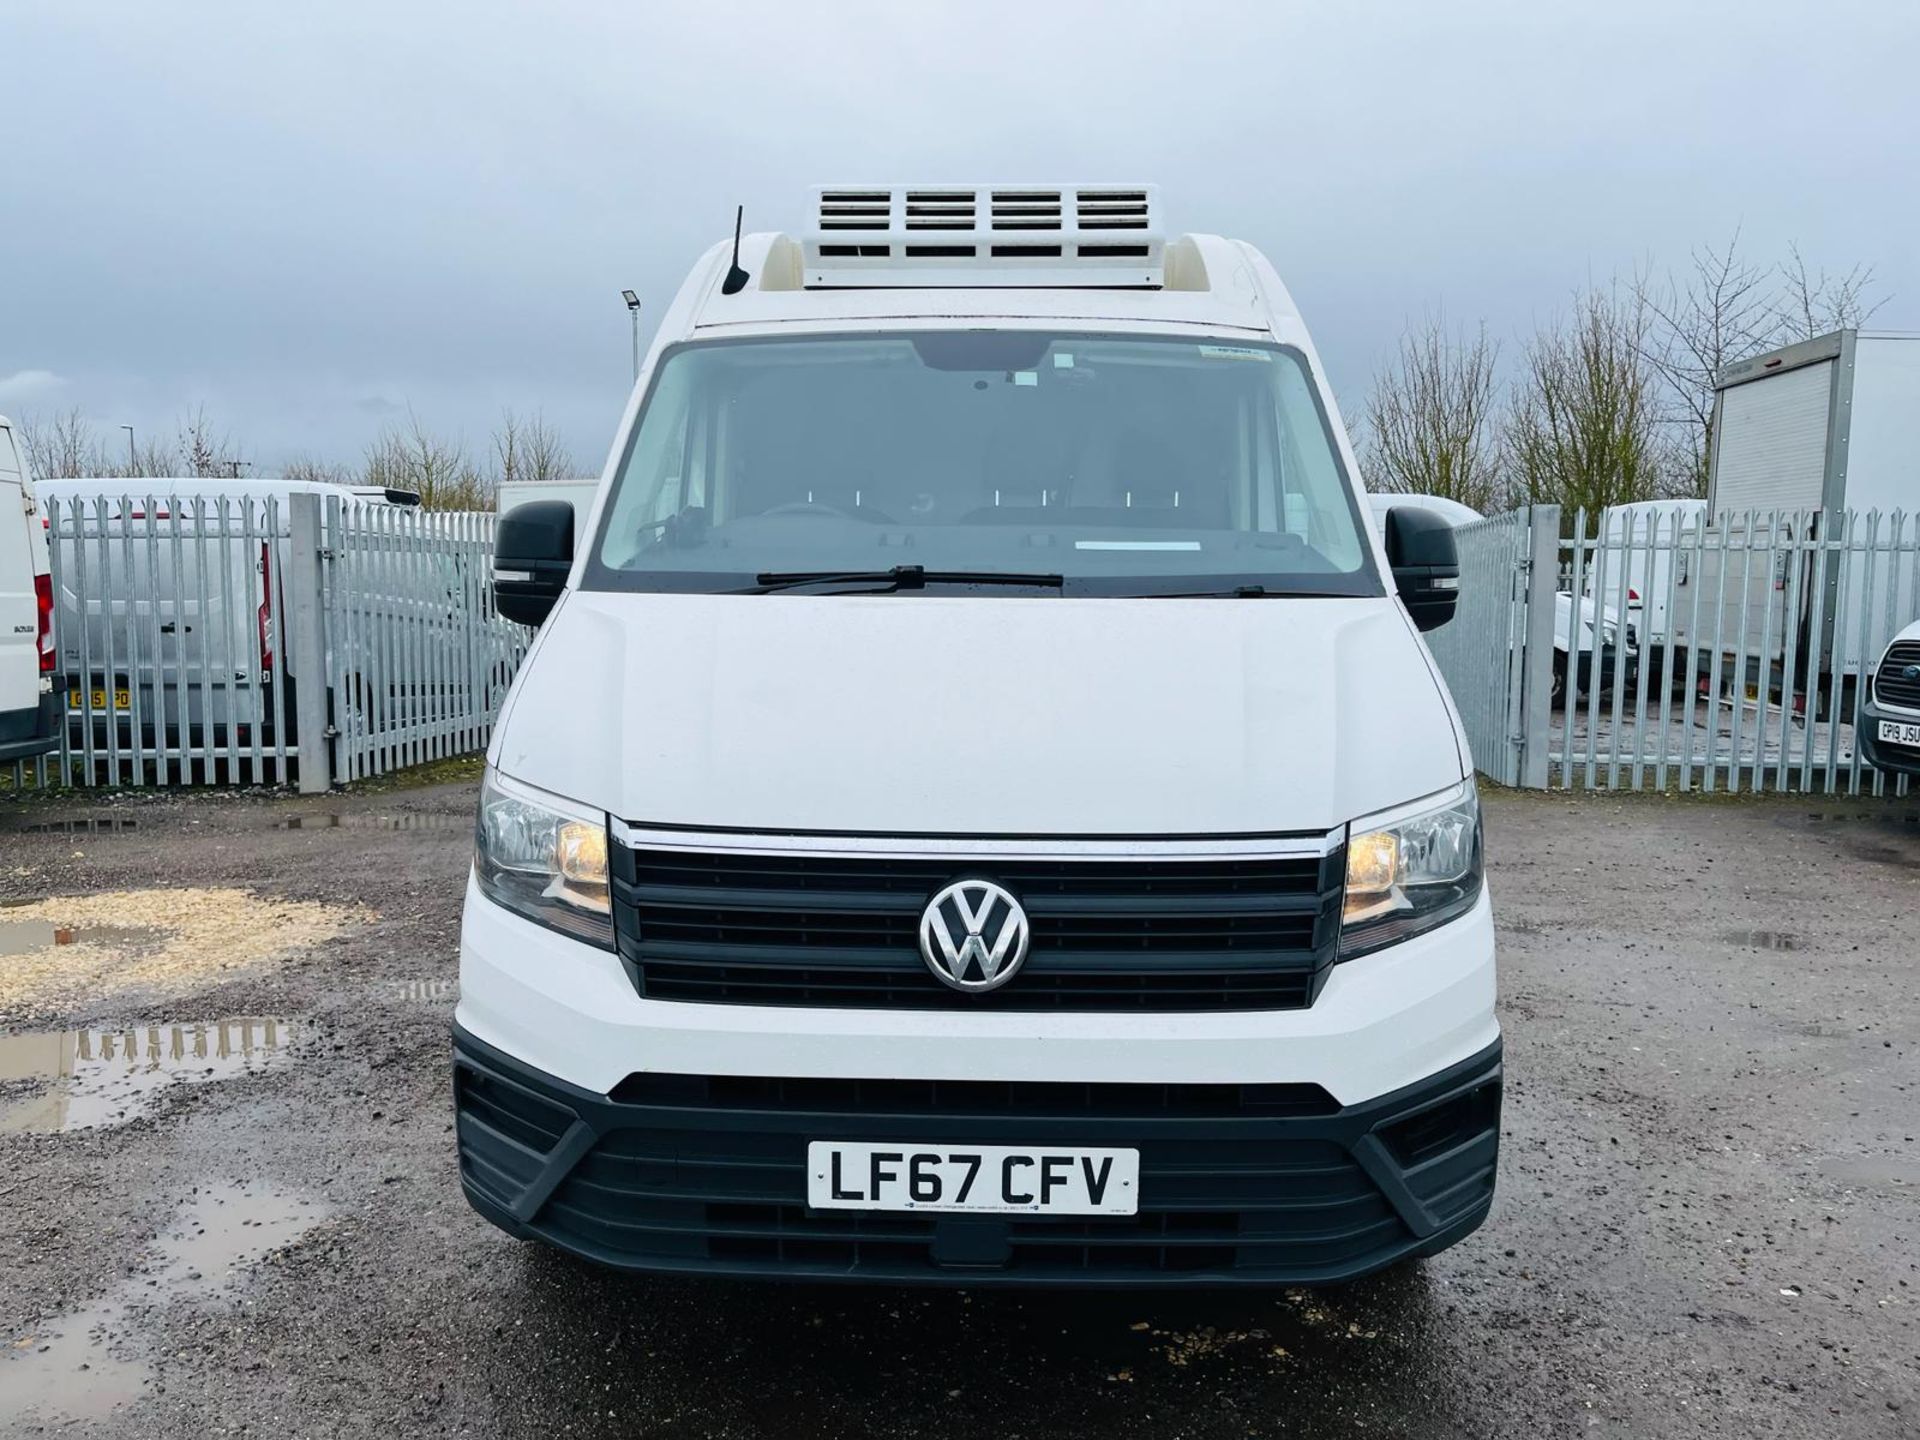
[1582,498,1707,692]
[0,417,58,763]
[455,187,1500,1286]
[36,477,427,758]
[1861,619,1920,777]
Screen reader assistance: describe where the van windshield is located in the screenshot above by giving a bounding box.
[585,331,1380,597]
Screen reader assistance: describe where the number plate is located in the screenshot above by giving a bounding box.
[807,1142,1139,1216]
[1880,719,1920,748]
[69,688,131,711]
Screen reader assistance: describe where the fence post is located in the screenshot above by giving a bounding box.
[1517,505,1560,789]
[288,493,332,794]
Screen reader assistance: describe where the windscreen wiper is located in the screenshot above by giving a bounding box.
[1143,585,1355,598]
[744,565,1066,595]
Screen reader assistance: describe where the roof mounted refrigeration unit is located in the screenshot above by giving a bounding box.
[803,185,1165,289]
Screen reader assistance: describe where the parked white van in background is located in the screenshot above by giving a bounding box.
[0,417,59,764]
[1861,618,1920,777]
[1582,498,1707,692]
[36,477,425,758]
[456,187,1500,1286]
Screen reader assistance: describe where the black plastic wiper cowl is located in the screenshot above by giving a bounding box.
[745,565,1066,595]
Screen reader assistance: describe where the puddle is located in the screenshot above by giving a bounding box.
[12,815,143,835]
[0,1180,326,1429]
[0,1018,300,1133]
[1721,929,1800,951]
[0,917,164,958]
[278,811,472,832]
[1800,809,1920,828]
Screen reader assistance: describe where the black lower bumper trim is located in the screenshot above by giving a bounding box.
[452,1026,1501,1287]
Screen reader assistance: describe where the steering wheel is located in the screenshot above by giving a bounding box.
[759,500,895,524]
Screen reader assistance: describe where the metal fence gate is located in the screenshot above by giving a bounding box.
[1422,507,1559,787]
[316,496,526,786]
[6,490,527,793]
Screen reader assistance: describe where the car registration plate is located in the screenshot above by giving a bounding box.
[1879,719,1920,748]
[70,687,131,711]
[807,1142,1139,1216]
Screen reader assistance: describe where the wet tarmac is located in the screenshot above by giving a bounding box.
[0,782,1914,1437]
[0,1181,326,1430]
[6,816,144,836]
[276,810,474,832]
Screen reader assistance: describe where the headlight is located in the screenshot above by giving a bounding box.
[475,769,614,947]
[1340,780,1482,958]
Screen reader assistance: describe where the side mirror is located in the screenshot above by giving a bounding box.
[494,501,574,627]
[1384,507,1460,632]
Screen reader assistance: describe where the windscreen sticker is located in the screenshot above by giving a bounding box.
[1012,371,1039,386]
[1075,540,1204,551]
[1199,345,1272,362]
[1052,353,1075,369]
[1284,494,1309,537]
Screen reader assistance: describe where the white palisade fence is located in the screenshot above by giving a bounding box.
[1425,505,1918,795]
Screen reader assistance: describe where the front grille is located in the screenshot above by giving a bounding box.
[1874,642,1920,710]
[611,843,1344,1012]
[454,1037,1503,1286]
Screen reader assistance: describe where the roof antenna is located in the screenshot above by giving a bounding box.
[721,205,750,295]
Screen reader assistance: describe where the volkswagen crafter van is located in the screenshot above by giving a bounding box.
[457,186,1499,1286]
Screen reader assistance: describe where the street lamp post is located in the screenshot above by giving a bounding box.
[120,425,135,475]
[622,290,642,382]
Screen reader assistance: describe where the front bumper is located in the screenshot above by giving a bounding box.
[453,1025,1501,1287]
[456,874,1498,1106]
[1859,696,1920,778]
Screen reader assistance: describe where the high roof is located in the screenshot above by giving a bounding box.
[667,231,1302,340]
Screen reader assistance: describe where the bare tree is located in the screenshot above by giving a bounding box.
[1506,286,1671,525]
[281,456,355,485]
[1362,315,1504,513]
[13,408,175,478]
[177,405,245,478]
[500,410,574,485]
[1632,231,1776,494]
[492,410,524,488]
[364,412,492,509]
[1635,233,1890,493]
[1775,244,1885,341]
[14,409,94,479]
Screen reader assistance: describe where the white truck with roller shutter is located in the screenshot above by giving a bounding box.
[1672,330,1920,713]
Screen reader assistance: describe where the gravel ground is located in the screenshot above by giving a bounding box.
[0,777,1915,1438]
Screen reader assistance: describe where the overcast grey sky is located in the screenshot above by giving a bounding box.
[2,0,1915,475]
